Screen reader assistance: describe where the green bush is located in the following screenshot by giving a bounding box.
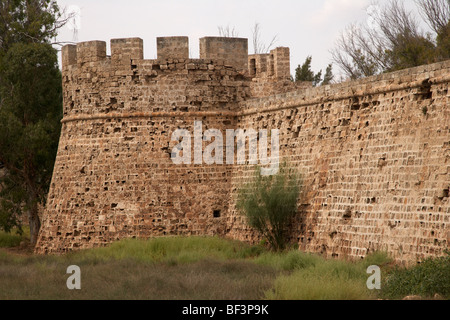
[381,251,450,299]
[0,227,29,248]
[236,163,301,251]
[264,252,392,300]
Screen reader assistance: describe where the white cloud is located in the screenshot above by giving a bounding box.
[308,0,370,26]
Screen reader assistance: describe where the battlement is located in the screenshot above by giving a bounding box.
[61,36,290,77]
[111,37,144,65]
[249,47,290,80]
[157,36,189,60]
[199,37,248,71]
[61,41,107,69]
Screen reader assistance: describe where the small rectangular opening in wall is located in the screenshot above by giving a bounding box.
[213,210,221,218]
[250,58,256,76]
[270,54,274,75]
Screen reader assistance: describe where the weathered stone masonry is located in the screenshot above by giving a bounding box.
[36,36,449,264]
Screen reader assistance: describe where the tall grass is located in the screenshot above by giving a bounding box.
[254,250,323,271]
[64,236,263,265]
[262,251,392,300]
[7,235,444,300]
[0,227,29,247]
[0,237,273,300]
[381,251,450,299]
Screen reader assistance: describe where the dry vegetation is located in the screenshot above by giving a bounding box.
[0,232,448,300]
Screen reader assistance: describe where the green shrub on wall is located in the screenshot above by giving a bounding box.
[236,163,301,251]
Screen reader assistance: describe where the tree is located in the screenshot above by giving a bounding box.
[436,21,450,60]
[0,0,69,53]
[331,25,380,79]
[217,22,278,54]
[295,56,323,86]
[217,25,239,38]
[331,0,450,79]
[0,0,64,245]
[252,22,278,54]
[322,63,334,85]
[236,164,301,251]
[0,43,62,245]
[386,32,436,72]
[415,0,449,36]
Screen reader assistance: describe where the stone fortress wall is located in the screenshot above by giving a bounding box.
[36,36,449,265]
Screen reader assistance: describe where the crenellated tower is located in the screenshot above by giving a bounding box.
[36,36,449,264]
[36,36,293,253]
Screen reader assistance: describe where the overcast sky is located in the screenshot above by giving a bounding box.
[55,0,425,78]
